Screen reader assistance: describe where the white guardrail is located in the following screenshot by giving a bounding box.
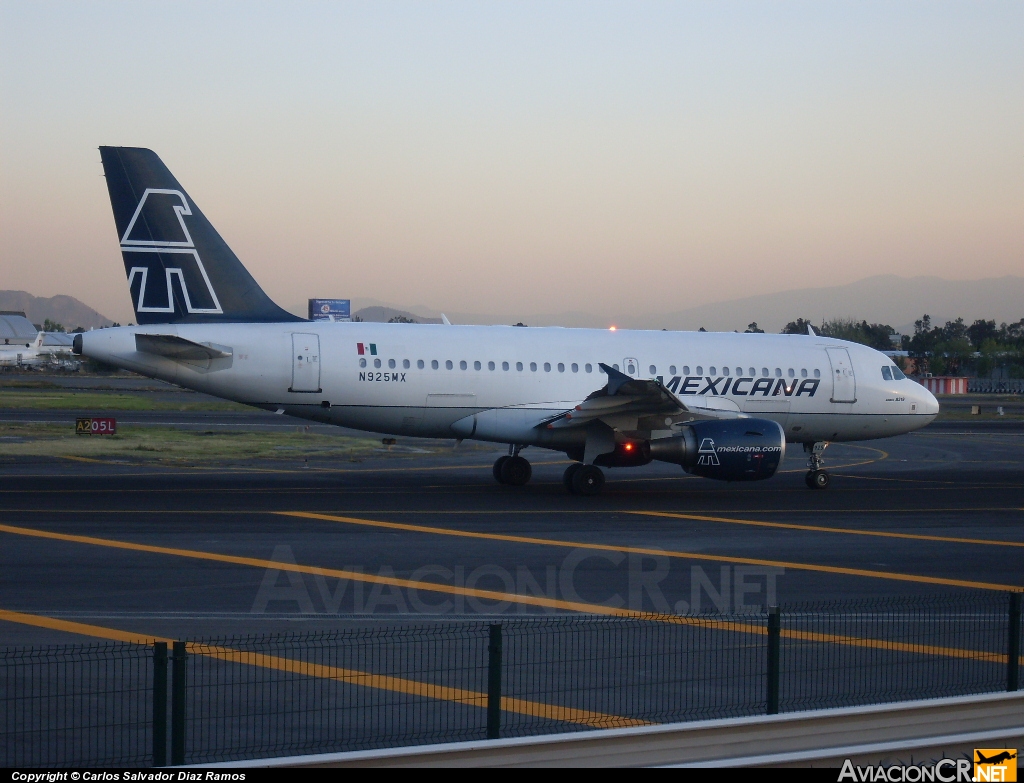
[206,690,1024,768]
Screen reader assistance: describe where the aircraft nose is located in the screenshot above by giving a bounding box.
[918,385,939,416]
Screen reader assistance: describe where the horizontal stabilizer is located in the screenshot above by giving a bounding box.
[135,333,232,361]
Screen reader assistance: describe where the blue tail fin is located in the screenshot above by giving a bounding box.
[99,147,302,324]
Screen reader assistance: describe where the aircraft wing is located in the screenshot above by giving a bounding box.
[542,363,743,434]
[135,333,232,361]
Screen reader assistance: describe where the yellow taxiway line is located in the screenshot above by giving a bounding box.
[0,608,646,729]
[278,512,1024,593]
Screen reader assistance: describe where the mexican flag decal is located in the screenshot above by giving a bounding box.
[357,343,377,356]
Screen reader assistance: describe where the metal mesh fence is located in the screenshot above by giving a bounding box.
[184,626,489,764]
[779,593,1012,712]
[0,642,152,768]
[1,592,1020,767]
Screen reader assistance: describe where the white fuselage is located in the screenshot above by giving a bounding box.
[80,322,939,450]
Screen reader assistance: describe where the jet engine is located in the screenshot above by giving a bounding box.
[648,418,785,481]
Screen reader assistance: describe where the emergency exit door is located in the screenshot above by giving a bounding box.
[290,333,321,393]
[826,347,856,403]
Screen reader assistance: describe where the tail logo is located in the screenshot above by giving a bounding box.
[697,438,720,466]
[120,189,223,315]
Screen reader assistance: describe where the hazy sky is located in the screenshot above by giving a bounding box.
[1,1,1022,324]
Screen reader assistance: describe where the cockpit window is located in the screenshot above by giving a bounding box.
[891,365,906,380]
[881,366,892,381]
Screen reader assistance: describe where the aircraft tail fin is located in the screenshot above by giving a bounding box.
[99,147,302,325]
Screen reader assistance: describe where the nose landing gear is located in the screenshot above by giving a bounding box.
[804,441,830,489]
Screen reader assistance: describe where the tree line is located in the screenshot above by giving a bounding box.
[766,315,1024,378]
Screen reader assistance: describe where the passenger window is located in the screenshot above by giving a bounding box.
[748,368,755,376]
[682,366,690,375]
[488,361,495,370]
[800,368,807,378]
[788,368,794,378]
[431,360,439,370]
[586,364,593,373]
[544,362,551,372]
[446,360,453,370]
[722,367,729,376]
[598,365,605,374]
[388,359,396,369]
[530,362,538,372]
[696,366,703,375]
[474,361,481,370]
[359,358,366,368]
[814,369,820,378]
[374,358,382,368]
[571,363,578,373]
[736,367,742,376]
[892,366,907,380]
[516,362,523,371]
[417,359,424,369]
[649,365,657,374]
[881,366,893,381]
[762,368,769,377]
[709,366,717,375]
[459,360,466,370]
[502,361,509,371]
[403,359,410,369]
[775,368,782,377]
[613,363,620,371]
[670,365,677,375]
[558,363,565,372]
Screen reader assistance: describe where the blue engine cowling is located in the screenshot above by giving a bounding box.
[648,418,785,481]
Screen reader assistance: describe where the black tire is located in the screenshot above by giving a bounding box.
[493,456,510,484]
[811,470,830,489]
[571,465,605,496]
[804,470,816,489]
[563,463,582,493]
[500,456,532,486]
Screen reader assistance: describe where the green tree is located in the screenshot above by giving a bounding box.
[744,322,764,333]
[42,318,65,332]
[781,318,814,335]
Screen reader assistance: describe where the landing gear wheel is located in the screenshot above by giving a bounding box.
[493,456,510,484]
[563,463,582,492]
[500,456,532,486]
[805,470,830,489]
[571,465,605,496]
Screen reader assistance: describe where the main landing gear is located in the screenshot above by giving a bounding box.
[804,442,830,490]
[562,462,605,496]
[493,445,532,486]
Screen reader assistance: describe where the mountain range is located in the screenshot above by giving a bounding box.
[0,290,114,330]
[8,273,1023,335]
[344,275,1024,334]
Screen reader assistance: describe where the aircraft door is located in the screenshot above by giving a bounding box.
[826,347,856,403]
[290,333,321,393]
[623,357,640,377]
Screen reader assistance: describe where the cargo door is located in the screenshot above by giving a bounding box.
[290,333,321,392]
[826,347,856,403]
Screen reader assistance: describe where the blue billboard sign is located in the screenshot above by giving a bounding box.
[308,299,351,322]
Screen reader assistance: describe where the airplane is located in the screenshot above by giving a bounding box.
[0,330,52,368]
[74,147,939,495]
[976,751,1016,765]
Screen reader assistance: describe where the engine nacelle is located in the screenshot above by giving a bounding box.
[649,418,785,481]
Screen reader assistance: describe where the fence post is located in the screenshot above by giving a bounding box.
[486,623,502,739]
[152,642,167,767]
[1009,593,1021,692]
[766,606,780,715]
[171,641,187,765]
